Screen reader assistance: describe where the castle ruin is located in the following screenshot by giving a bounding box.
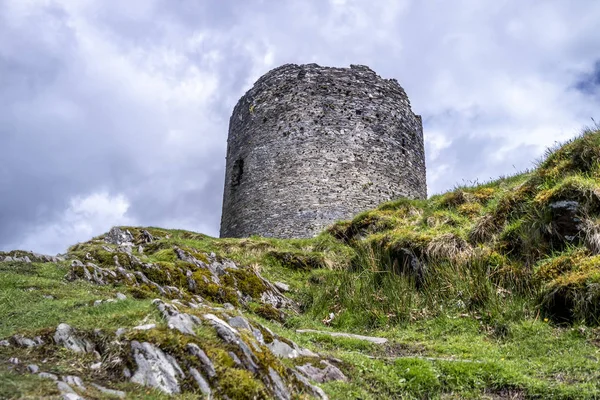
[220,63,426,238]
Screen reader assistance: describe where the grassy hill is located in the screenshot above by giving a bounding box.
[2,128,600,399]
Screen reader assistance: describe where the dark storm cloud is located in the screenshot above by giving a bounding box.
[575,61,600,96]
[2,0,600,254]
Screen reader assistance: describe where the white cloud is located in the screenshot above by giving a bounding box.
[2,0,600,252]
[14,192,135,255]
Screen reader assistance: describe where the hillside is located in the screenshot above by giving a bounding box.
[2,128,600,399]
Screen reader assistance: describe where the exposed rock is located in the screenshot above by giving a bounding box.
[186,343,216,378]
[105,227,134,246]
[205,314,259,373]
[90,362,102,370]
[141,230,154,243]
[54,324,95,353]
[12,334,42,348]
[153,299,201,335]
[91,383,126,398]
[0,340,10,347]
[27,364,39,373]
[228,316,252,331]
[297,360,348,383]
[274,282,290,292]
[133,324,156,331]
[189,368,212,397]
[63,376,85,390]
[61,393,86,400]
[223,302,235,310]
[549,201,583,242]
[268,367,291,400]
[116,292,127,301]
[291,370,329,400]
[9,357,19,364]
[56,381,76,394]
[38,372,59,381]
[296,329,388,344]
[268,339,299,359]
[130,341,184,394]
[229,351,243,368]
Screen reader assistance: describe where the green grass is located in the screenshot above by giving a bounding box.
[0,262,157,338]
[3,129,600,398]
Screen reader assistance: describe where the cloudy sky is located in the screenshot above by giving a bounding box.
[1,0,600,254]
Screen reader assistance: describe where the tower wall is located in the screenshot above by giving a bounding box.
[220,63,426,238]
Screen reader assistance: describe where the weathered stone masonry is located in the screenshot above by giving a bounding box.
[220,63,426,238]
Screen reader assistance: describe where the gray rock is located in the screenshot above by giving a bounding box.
[189,368,212,398]
[71,259,84,267]
[268,339,299,359]
[39,372,59,381]
[297,360,348,383]
[116,292,127,301]
[133,323,156,331]
[297,347,319,358]
[43,295,55,300]
[291,370,329,400]
[153,299,201,336]
[3,256,14,262]
[130,341,184,394]
[91,383,125,398]
[0,340,10,347]
[274,282,290,292]
[252,328,265,345]
[204,314,238,336]
[296,329,388,344]
[27,364,39,373]
[186,343,216,378]
[9,357,19,364]
[63,376,85,390]
[115,328,127,337]
[90,362,102,370]
[105,227,134,246]
[269,367,291,400]
[141,230,154,243]
[93,300,103,307]
[223,302,235,310]
[13,334,40,348]
[228,351,243,367]
[204,314,259,373]
[549,201,583,241]
[228,316,252,331]
[54,324,95,353]
[61,394,86,400]
[56,381,76,394]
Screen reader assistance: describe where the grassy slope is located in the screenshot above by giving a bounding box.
[2,129,600,399]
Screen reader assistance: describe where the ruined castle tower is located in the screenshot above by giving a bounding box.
[220,64,426,238]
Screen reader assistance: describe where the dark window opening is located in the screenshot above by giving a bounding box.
[231,159,244,187]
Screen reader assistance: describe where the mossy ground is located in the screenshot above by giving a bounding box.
[3,129,600,398]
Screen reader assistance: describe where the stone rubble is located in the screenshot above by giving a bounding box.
[54,324,95,353]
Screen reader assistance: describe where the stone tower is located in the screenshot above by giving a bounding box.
[220,63,426,238]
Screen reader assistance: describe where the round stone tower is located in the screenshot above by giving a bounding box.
[220,63,426,238]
